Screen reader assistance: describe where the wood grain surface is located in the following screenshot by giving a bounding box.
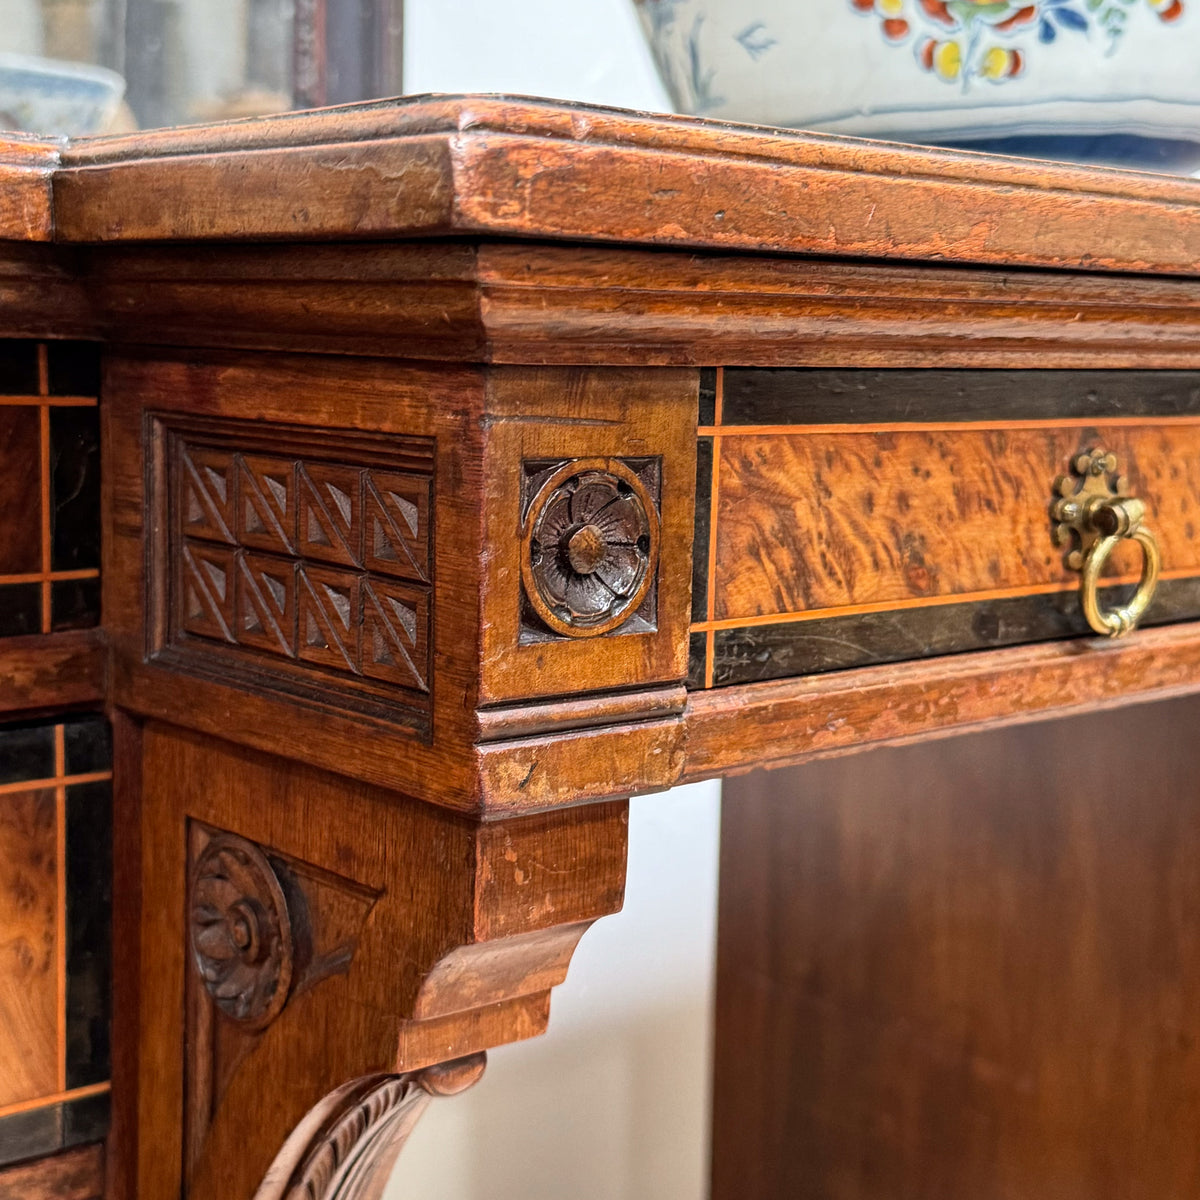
[0,1143,103,1200]
[76,242,1200,369]
[0,786,57,1106]
[713,423,1200,622]
[0,632,105,718]
[684,621,1200,785]
[46,97,1200,278]
[716,696,1200,1200]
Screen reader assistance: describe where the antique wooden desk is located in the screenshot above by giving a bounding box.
[3,97,1200,1199]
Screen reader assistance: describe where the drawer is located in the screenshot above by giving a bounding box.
[691,368,1200,688]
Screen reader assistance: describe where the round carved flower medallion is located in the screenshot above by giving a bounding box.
[521,459,660,638]
[189,833,294,1028]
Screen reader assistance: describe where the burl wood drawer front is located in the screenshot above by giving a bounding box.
[691,369,1200,688]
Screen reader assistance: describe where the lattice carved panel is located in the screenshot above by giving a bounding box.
[154,416,433,734]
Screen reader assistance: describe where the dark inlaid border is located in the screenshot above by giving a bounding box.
[46,343,101,399]
[0,1093,110,1169]
[0,719,55,784]
[0,340,41,395]
[709,578,1200,687]
[66,778,111,1089]
[720,369,1200,427]
[698,367,718,428]
[688,631,708,691]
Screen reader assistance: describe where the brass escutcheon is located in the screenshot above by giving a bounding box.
[1051,449,1161,638]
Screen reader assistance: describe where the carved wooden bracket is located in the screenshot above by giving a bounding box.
[256,1056,487,1200]
[119,722,629,1200]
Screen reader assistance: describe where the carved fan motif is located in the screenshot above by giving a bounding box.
[521,459,660,638]
[189,834,294,1028]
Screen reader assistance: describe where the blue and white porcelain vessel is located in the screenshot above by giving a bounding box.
[0,54,124,137]
[633,0,1200,168]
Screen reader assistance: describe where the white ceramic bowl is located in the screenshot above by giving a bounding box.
[633,0,1200,166]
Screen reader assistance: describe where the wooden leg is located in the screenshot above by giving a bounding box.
[109,719,628,1200]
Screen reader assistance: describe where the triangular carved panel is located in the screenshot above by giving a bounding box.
[180,542,237,642]
[235,552,297,657]
[297,464,363,570]
[361,580,429,691]
[363,472,430,582]
[238,455,296,556]
[180,446,237,545]
[297,566,360,674]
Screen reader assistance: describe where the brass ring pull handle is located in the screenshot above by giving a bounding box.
[1079,503,1160,638]
[1052,450,1161,639]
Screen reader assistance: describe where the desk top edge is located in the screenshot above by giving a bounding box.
[0,95,1195,275]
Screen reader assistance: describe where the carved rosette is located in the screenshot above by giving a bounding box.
[190,833,294,1028]
[521,458,660,637]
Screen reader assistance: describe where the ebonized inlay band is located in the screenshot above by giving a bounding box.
[720,369,1200,427]
[693,368,1200,689]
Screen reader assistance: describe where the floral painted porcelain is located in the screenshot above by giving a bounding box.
[633,0,1199,165]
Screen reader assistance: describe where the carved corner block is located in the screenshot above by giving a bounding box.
[478,366,698,707]
[106,352,701,814]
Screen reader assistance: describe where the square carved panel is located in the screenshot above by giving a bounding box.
[152,415,434,736]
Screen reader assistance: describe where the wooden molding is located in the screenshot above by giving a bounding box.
[0,630,104,718]
[0,135,57,243]
[684,620,1200,784]
[70,241,1200,369]
[41,96,1200,277]
[0,1143,104,1200]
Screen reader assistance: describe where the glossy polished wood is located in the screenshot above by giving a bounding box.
[716,696,1200,1200]
[0,96,1199,1198]
[0,1144,104,1200]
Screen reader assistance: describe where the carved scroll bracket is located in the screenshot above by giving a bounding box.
[256,1056,487,1200]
